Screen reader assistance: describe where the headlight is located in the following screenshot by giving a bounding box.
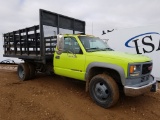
[129,64,141,77]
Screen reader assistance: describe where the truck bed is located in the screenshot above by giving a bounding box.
[3,25,56,62]
[3,9,85,63]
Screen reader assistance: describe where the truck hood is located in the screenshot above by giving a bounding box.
[86,51,151,63]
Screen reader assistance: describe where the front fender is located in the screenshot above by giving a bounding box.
[85,62,126,85]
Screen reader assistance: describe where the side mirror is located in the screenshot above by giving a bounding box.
[56,34,64,55]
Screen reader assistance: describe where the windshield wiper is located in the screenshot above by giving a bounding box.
[102,48,114,51]
[86,47,113,52]
[86,47,102,52]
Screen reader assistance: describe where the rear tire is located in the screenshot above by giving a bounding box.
[89,74,119,108]
[27,63,36,79]
[17,63,30,81]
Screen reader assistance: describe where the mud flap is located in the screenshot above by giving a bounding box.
[150,81,158,92]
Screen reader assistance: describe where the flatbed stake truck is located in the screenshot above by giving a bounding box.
[2,9,157,108]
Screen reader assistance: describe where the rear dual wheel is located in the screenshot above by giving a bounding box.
[17,63,35,81]
[27,63,36,79]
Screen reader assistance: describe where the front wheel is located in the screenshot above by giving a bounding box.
[89,74,119,108]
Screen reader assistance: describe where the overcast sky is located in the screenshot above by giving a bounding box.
[0,0,160,62]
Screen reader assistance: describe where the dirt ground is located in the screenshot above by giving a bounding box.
[0,64,160,120]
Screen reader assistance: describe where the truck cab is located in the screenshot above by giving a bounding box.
[54,34,157,108]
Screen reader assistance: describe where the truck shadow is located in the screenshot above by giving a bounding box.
[14,72,159,110]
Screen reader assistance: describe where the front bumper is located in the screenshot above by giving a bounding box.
[124,76,157,96]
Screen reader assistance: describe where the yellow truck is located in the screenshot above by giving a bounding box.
[3,9,157,108]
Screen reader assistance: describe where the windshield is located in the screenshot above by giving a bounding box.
[78,36,113,52]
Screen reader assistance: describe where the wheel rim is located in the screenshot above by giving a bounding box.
[18,66,24,79]
[94,81,109,101]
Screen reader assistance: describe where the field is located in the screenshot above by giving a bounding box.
[0,64,160,120]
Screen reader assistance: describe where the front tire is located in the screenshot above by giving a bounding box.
[89,74,119,108]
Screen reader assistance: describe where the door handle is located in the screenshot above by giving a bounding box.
[55,56,60,59]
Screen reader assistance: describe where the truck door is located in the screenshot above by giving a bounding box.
[54,36,86,80]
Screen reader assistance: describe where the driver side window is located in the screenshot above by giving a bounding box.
[64,37,82,54]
